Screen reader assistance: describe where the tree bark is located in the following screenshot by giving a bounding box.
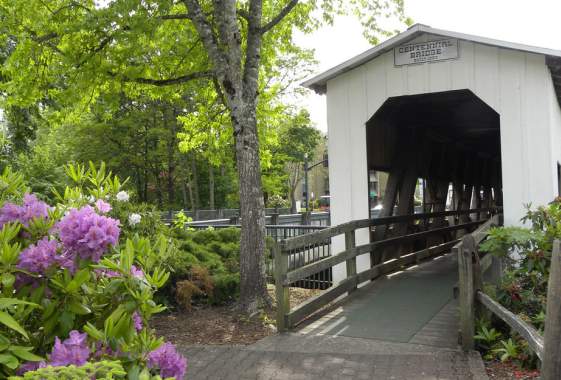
[289,187,297,213]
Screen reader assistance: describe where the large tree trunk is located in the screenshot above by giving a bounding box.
[232,105,268,313]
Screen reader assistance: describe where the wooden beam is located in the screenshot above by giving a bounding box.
[478,291,544,360]
[458,234,476,350]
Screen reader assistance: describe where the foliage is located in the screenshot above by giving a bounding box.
[1,0,409,313]
[8,360,128,380]
[0,163,186,378]
[266,194,289,209]
[476,200,561,368]
[160,227,249,308]
[474,324,502,352]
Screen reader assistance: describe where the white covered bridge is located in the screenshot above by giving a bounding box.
[273,25,561,352]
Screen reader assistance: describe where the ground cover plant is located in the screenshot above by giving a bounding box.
[0,163,186,379]
[476,199,561,370]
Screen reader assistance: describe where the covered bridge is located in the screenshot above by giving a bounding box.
[303,24,561,283]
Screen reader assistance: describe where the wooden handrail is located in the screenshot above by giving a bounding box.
[284,220,485,284]
[283,207,501,251]
[477,291,544,360]
[275,209,496,332]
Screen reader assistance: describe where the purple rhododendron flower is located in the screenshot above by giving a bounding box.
[17,237,70,275]
[133,311,143,331]
[147,342,187,379]
[0,194,50,228]
[16,360,47,375]
[95,199,112,214]
[95,268,121,278]
[50,330,90,367]
[55,206,120,263]
[130,265,144,279]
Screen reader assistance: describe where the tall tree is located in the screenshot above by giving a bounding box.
[1,0,408,313]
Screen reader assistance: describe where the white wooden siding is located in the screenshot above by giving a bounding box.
[325,33,561,283]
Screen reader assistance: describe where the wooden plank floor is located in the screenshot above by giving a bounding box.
[296,252,460,349]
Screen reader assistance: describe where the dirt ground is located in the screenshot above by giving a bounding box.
[485,360,540,380]
[153,285,320,345]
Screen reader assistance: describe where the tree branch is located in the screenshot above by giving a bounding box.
[127,70,214,86]
[159,14,190,20]
[181,0,225,74]
[260,0,299,34]
[32,32,58,43]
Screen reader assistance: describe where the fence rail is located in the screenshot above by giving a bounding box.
[275,207,500,332]
[165,211,331,227]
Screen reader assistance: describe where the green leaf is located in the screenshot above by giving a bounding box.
[0,311,28,339]
[0,298,38,309]
[66,268,90,292]
[0,352,19,369]
[9,346,43,361]
[0,273,15,288]
[68,301,91,315]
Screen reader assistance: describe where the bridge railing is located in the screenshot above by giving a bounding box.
[274,207,501,332]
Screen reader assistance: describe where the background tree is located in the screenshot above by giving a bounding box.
[1,0,408,313]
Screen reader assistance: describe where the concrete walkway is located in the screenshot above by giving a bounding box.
[180,253,489,379]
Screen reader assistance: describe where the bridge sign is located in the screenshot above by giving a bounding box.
[394,38,458,66]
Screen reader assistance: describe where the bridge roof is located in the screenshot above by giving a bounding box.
[302,24,561,94]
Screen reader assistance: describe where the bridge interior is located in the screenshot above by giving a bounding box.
[366,89,502,221]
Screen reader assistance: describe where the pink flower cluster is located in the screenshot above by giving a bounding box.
[147,342,187,379]
[17,237,72,275]
[17,330,90,374]
[0,194,50,228]
[50,330,90,367]
[56,206,120,263]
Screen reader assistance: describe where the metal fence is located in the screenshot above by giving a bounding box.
[161,208,293,222]
[167,211,331,228]
[189,223,332,289]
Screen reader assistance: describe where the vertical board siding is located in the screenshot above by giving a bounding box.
[523,53,554,207]
[347,67,372,273]
[326,75,352,283]
[498,48,526,226]
[474,44,500,111]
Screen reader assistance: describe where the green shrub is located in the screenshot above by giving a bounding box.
[209,273,240,305]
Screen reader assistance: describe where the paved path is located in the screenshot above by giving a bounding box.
[298,253,460,347]
[180,253,489,379]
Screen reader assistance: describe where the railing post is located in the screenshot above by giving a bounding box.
[300,211,311,225]
[345,230,357,292]
[270,213,279,226]
[274,241,290,333]
[458,234,476,350]
[542,240,561,379]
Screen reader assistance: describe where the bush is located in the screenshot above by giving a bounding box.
[0,163,186,379]
[477,200,561,369]
[209,273,240,305]
[158,227,248,309]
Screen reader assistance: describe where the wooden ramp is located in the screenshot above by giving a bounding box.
[297,252,460,349]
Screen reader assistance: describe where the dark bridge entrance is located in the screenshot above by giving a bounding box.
[366,89,502,232]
